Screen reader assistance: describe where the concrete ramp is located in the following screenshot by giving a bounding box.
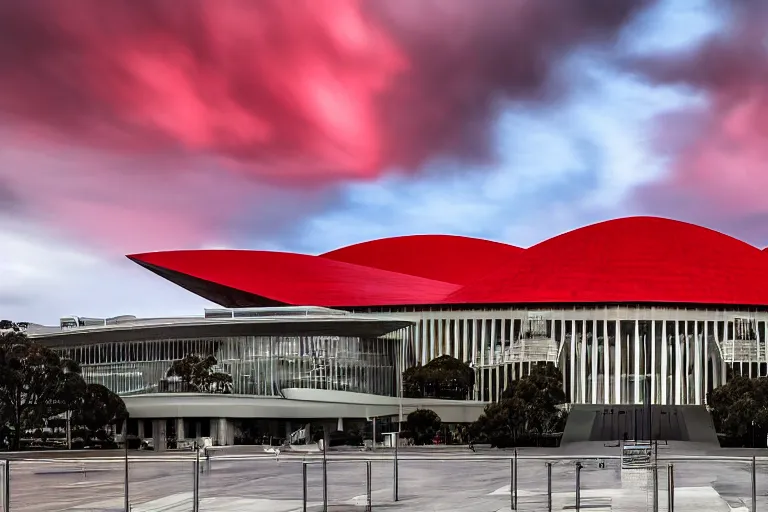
[562,405,718,445]
[680,405,718,444]
[560,405,599,444]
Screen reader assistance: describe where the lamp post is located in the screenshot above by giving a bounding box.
[62,365,72,450]
[395,337,403,502]
[399,340,404,431]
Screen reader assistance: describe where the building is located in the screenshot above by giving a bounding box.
[22,216,768,445]
[26,308,482,449]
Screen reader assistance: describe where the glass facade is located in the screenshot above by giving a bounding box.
[52,334,400,398]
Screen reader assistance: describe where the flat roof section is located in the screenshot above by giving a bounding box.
[28,311,414,346]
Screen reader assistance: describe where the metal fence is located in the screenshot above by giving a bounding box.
[0,450,764,511]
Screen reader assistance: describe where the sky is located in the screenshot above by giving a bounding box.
[1,0,766,324]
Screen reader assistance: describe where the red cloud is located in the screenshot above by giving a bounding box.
[0,0,651,249]
[632,2,768,236]
[0,0,650,180]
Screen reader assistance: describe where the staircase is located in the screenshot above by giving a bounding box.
[562,404,718,445]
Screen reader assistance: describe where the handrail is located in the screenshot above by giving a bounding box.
[6,452,767,464]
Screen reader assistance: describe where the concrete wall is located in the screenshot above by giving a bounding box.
[123,389,487,424]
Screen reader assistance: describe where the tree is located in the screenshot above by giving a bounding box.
[70,383,128,439]
[470,399,519,448]
[165,354,232,394]
[402,365,425,398]
[513,362,567,437]
[472,362,567,447]
[709,376,768,446]
[403,355,474,400]
[406,409,441,445]
[0,331,91,449]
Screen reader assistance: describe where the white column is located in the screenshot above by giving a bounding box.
[462,319,469,364]
[704,321,709,403]
[570,320,576,403]
[634,319,641,404]
[415,320,422,365]
[495,337,502,401]
[756,322,762,378]
[764,320,768,377]
[480,320,487,368]
[714,319,721,387]
[473,321,480,401]
[489,319,496,367]
[176,418,185,441]
[614,319,621,404]
[400,330,406,371]
[747,322,753,379]
[661,321,668,405]
[651,320,656,404]
[491,319,500,402]
[421,319,428,365]
[430,319,437,361]
[560,316,567,393]
[626,334,630,401]
[591,319,598,404]
[411,323,418,366]
[757,319,761,372]
[603,318,610,404]
[470,319,478,369]
[217,418,229,446]
[153,419,166,452]
[695,322,702,405]
[437,319,444,357]
[453,318,459,358]
[479,320,487,401]
[684,320,690,404]
[500,317,507,363]
[501,317,508,392]
[580,320,587,404]
[675,321,682,405]
[720,320,727,386]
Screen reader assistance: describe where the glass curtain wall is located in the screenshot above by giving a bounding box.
[51,335,399,398]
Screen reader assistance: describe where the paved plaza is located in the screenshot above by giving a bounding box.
[1,444,766,511]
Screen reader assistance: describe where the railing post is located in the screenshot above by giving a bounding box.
[510,457,514,510]
[575,461,582,512]
[124,440,129,512]
[752,456,757,512]
[514,449,519,509]
[302,462,308,512]
[510,450,518,510]
[3,459,9,512]
[193,444,200,512]
[668,463,674,512]
[322,443,328,512]
[546,462,552,512]
[652,463,659,512]
[393,431,399,502]
[366,460,372,512]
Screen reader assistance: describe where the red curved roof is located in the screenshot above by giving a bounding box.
[128,217,768,308]
[446,217,768,305]
[128,250,459,308]
[321,234,522,284]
